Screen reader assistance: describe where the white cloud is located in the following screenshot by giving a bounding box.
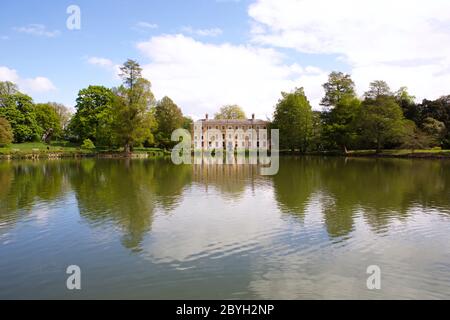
[136,34,327,119]
[0,66,56,93]
[135,21,159,29]
[181,26,223,37]
[248,0,450,101]
[87,57,114,68]
[87,57,121,79]
[14,24,60,38]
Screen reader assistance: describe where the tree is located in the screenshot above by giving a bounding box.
[182,116,193,132]
[419,96,450,147]
[272,87,313,153]
[364,80,393,100]
[0,81,18,96]
[214,105,246,120]
[359,96,405,153]
[0,92,41,142]
[112,60,157,154]
[35,103,63,141]
[155,96,184,148]
[422,117,446,146]
[320,72,356,108]
[68,86,115,145]
[401,120,432,153]
[324,96,362,153]
[395,87,419,124]
[0,117,13,145]
[47,102,71,131]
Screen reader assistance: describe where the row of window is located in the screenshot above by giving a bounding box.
[194,133,267,140]
[194,125,267,131]
[194,141,267,148]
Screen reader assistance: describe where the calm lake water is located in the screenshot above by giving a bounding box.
[1,157,450,299]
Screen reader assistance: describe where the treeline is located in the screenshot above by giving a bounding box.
[0,60,192,151]
[1,62,450,154]
[272,72,450,153]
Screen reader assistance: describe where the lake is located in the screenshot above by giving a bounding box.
[1,157,450,299]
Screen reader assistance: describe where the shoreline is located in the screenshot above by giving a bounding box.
[1,149,450,161]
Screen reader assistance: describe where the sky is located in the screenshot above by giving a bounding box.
[1,0,450,120]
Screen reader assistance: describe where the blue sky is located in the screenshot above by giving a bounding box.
[1,0,450,119]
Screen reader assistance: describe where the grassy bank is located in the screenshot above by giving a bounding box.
[0,142,169,160]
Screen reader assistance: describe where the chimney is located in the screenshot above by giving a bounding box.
[252,113,255,120]
[205,113,209,120]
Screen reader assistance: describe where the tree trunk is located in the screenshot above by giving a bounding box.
[343,145,348,155]
[124,143,131,157]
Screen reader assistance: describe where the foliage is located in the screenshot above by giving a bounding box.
[81,138,96,150]
[68,85,115,145]
[364,80,393,100]
[35,103,63,140]
[323,96,361,152]
[0,92,41,142]
[154,96,184,148]
[112,60,157,153]
[401,120,432,152]
[214,105,247,120]
[272,87,313,152]
[0,117,14,145]
[359,96,406,152]
[320,72,356,108]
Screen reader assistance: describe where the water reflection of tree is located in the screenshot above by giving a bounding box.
[272,157,450,238]
[69,159,191,251]
[0,161,68,229]
[272,156,321,221]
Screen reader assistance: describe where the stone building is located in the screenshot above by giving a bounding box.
[193,113,269,150]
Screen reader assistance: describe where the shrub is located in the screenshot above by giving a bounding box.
[81,138,96,150]
[0,117,14,146]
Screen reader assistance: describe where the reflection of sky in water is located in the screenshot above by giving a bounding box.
[1,158,450,299]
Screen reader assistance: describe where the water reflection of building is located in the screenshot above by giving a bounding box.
[193,160,261,195]
[193,113,269,150]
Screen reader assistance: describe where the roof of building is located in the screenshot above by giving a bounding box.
[196,118,268,125]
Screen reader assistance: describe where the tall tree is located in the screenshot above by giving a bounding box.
[155,96,184,148]
[0,92,41,142]
[112,60,157,153]
[364,80,393,100]
[320,72,356,108]
[0,117,14,146]
[214,105,246,120]
[35,103,63,141]
[395,87,419,124]
[272,87,313,153]
[68,86,115,145]
[359,96,405,153]
[0,81,19,96]
[324,96,362,153]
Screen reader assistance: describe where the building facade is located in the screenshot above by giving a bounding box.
[193,113,269,150]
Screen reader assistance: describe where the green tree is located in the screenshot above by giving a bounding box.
[35,103,63,140]
[272,87,313,153]
[359,96,405,153]
[214,105,246,120]
[395,87,419,124]
[68,85,115,145]
[364,80,393,100]
[0,81,18,96]
[401,120,432,153]
[182,116,193,132]
[422,117,446,146]
[0,117,14,146]
[320,72,356,108]
[155,96,184,148]
[324,96,361,153]
[0,92,41,142]
[112,59,157,153]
